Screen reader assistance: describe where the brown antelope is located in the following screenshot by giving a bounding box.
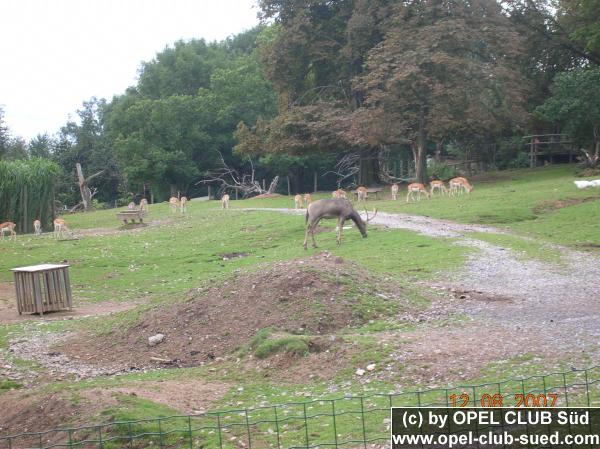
[449,177,473,196]
[33,219,42,236]
[332,189,347,199]
[303,193,312,208]
[221,194,230,209]
[180,196,188,214]
[169,197,179,214]
[356,186,368,202]
[406,183,431,203]
[140,198,148,211]
[0,222,17,241]
[390,183,399,200]
[294,194,303,209]
[53,218,71,239]
[304,198,377,249]
[430,180,448,196]
[128,201,136,210]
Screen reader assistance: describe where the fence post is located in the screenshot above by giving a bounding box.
[217,414,223,449]
[303,402,310,448]
[331,400,339,448]
[273,406,282,449]
[188,416,193,449]
[245,409,252,449]
[360,396,367,449]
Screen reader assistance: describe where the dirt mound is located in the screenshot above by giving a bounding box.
[252,193,283,198]
[56,252,401,371]
[532,196,599,214]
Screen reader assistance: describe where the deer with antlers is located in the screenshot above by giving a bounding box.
[406,183,431,203]
[0,222,17,241]
[221,194,230,209]
[390,184,399,200]
[53,218,72,239]
[449,177,473,196]
[430,180,448,196]
[303,198,377,249]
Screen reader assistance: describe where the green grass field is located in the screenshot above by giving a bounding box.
[1,164,599,446]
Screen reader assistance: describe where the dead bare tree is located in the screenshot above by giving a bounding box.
[325,152,361,188]
[75,163,103,211]
[197,152,279,197]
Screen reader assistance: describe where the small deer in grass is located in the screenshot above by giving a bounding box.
[303,193,312,208]
[303,198,377,249]
[406,183,431,203]
[390,183,399,200]
[430,180,448,196]
[140,198,148,212]
[127,201,136,210]
[356,186,368,202]
[332,189,347,199]
[33,219,42,236]
[294,194,303,209]
[169,197,179,214]
[53,218,72,239]
[221,194,230,209]
[0,222,17,241]
[180,196,188,214]
[449,177,473,196]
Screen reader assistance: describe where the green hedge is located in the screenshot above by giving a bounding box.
[0,158,60,233]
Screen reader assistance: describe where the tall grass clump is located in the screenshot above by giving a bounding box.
[0,158,60,233]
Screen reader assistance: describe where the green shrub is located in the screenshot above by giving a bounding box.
[254,336,310,359]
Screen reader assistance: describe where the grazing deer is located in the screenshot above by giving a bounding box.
[391,183,399,200]
[356,186,368,202]
[332,189,347,199]
[180,196,188,214]
[303,198,377,249]
[406,183,431,203]
[53,218,71,239]
[140,198,148,211]
[449,177,473,196]
[303,193,312,208]
[430,180,448,196]
[221,194,230,209]
[128,201,136,210]
[0,222,17,241]
[169,197,179,214]
[33,219,42,236]
[294,194,303,209]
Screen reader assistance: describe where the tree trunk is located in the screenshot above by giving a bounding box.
[76,163,93,211]
[415,106,428,184]
[267,176,280,194]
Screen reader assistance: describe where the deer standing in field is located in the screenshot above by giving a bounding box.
[303,198,377,249]
[221,194,230,209]
[390,184,399,200]
[356,186,368,202]
[33,219,42,236]
[430,180,448,196]
[449,177,473,196]
[303,193,312,208]
[140,198,148,212]
[332,189,347,199]
[169,197,179,214]
[0,222,17,241]
[406,183,431,203]
[53,218,71,239]
[294,194,303,209]
[128,201,136,210]
[180,196,188,214]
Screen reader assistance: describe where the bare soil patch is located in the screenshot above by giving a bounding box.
[252,193,283,199]
[51,253,407,374]
[532,196,600,214]
[0,282,139,324]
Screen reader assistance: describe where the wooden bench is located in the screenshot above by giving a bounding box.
[350,187,384,200]
[116,209,146,224]
[12,264,72,315]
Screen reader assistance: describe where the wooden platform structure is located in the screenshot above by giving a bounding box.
[11,264,72,315]
[524,134,575,167]
[351,187,384,200]
[116,209,146,224]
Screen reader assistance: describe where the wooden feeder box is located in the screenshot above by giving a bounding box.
[11,264,73,315]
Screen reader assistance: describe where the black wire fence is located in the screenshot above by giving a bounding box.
[2,366,599,449]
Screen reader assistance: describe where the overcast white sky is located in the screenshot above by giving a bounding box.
[0,0,260,141]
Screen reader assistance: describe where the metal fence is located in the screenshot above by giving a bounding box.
[2,366,600,449]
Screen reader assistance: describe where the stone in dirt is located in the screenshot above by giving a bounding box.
[148,334,165,346]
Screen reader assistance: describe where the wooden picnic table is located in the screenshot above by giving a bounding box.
[350,187,384,200]
[116,209,146,224]
[11,264,72,315]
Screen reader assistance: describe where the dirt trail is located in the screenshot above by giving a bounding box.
[245,207,600,376]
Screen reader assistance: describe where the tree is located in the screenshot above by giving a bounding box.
[536,67,600,167]
[28,134,53,159]
[0,106,10,159]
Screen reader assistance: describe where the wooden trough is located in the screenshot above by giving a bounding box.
[11,264,73,315]
[116,209,146,224]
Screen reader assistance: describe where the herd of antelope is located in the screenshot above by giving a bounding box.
[0,218,74,241]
